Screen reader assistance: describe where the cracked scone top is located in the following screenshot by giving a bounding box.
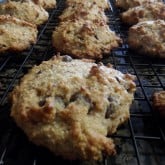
[10,55,136,160]
[52,20,122,59]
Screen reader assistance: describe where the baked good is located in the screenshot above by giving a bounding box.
[32,0,56,9]
[59,2,108,23]
[10,55,136,160]
[52,19,122,59]
[115,0,162,10]
[0,0,49,25]
[128,20,165,58]
[66,0,109,10]
[152,91,165,118]
[0,15,38,53]
[121,2,165,25]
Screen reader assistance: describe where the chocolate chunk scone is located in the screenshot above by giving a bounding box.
[10,55,136,160]
[0,0,49,25]
[52,19,122,59]
[128,20,165,58]
[66,0,109,10]
[121,2,165,25]
[0,15,38,53]
[115,0,162,10]
[59,2,108,23]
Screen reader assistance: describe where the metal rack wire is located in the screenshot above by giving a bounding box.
[0,0,165,164]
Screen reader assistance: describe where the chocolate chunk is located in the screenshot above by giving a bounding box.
[115,77,121,83]
[38,99,46,107]
[62,55,72,62]
[105,104,115,118]
[37,70,42,74]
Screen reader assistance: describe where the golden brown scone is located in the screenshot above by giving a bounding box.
[0,0,49,26]
[115,0,162,10]
[66,0,109,10]
[52,20,122,59]
[128,20,165,58]
[59,2,108,23]
[152,91,165,118]
[10,55,136,160]
[121,2,165,25]
[32,0,56,9]
[0,15,38,53]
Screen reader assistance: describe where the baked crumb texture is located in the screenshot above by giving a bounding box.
[152,91,165,118]
[128,20,165,58]
[10,55,136,160]
[52,0,122,59]
[0,15,38,53]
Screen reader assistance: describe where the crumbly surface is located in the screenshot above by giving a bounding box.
[128,20,165,58]
[32,0,56,9]
[152,91,165,118]
[0,15,38,53]
[115,0,162,10]
[59,2,108,23]
[10,55,136,160]
[121,2,165,25]
[66,0,109,10]
[0,0,49,25]
[52,19,122,59]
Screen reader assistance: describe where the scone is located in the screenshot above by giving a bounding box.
[0,15,38,53]
[59,2,108,23]
[32,0,56,9]
[10,55,136,160]
[66,0,109,10]
[115,0,162,10]
[0,0,49,26]
[128,20,165,58]
[121,2,165,25]
[152,91,165,118]
[52,20,122,59]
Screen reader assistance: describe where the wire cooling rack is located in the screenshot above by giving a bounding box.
[0,0,165,165]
